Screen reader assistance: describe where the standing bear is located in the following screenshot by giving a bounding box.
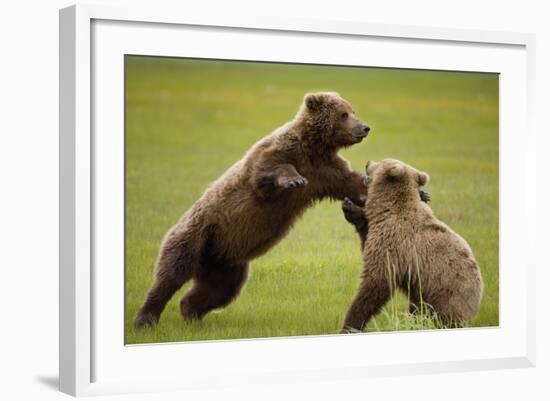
[341,159,483,332]
[134,92,372,328]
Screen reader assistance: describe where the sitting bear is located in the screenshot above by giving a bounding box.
[134,92,373,328]
[341,159,483,332]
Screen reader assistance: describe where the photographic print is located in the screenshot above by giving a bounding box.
[125,56,498,344]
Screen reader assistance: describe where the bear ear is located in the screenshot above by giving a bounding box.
[417,171,430,186]
[365,160,372,175]
[304,93,324,111]
[386,164,406,179]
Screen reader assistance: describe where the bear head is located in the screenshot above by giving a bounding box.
[298,92,371,149]
[365,159,430,206]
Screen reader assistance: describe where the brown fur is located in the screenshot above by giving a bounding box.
[341,159,483,332]
[134,92,371,328]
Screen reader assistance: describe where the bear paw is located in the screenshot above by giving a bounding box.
[419,190,431,203]
[279,176,308,189]
[133,310,159,329]
[342,197,364,224]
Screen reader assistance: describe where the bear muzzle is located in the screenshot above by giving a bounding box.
[352,124,371,140]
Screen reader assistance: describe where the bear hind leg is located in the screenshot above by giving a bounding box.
[134,242,198,329]
[341,271,393,333]
[180,263,249,321]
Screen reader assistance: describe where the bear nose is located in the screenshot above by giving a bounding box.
[363,125,371,133]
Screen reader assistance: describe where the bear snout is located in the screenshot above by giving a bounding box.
[353,124,371,139]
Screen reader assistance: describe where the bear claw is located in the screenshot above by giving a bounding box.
[419,190,431,203]
[342,197,364,224]
[280,176,308,189]
[342,197,354,210]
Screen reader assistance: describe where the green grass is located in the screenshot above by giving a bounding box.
[125,56,499,344]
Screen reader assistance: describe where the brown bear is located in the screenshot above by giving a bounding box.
[340,159,483,332]
[134,92,373,328]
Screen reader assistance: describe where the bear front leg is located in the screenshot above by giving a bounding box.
[342,197,368,246]
[323,157,368,205]
[276,173,308,189]
[338,170,368,206]
[254,163,308,198]
[272,164,308,189]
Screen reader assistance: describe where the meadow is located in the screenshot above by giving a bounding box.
[125,56,499,344]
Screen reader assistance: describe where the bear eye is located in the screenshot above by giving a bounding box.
[341,112,349,119]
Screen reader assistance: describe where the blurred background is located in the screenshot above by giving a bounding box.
[125,56,498,344]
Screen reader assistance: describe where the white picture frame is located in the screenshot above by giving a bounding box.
[59,3,536,397]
